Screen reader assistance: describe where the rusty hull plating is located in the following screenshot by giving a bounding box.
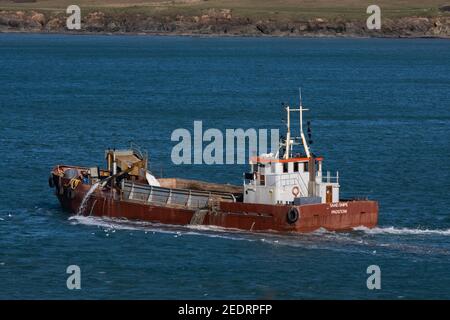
[51,167,377,233]
[50,99,378,233]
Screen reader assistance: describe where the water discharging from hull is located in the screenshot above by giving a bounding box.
[77,182,100,215]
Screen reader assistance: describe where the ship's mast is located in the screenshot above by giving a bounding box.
[298,88,311,158]
[283,89,311,159]
[284,105,291,159]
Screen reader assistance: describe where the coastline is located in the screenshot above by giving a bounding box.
[2,14,450,300]
[1,9,449,39]
[1,30,449,40]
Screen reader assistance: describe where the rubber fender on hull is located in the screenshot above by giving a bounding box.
[287,207,300,224]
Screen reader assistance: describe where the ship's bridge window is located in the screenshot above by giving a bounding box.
[294,162,299,172]
[283,163,289,173]
[304,162,309,172]
[244,172,254,181]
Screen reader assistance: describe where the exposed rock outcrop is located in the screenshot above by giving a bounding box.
[0,9,449,38]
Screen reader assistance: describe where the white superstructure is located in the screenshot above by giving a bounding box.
[243,94,339,205]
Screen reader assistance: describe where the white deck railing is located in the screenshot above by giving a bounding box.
[322,171,339,184]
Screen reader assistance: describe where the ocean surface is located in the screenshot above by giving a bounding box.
[0,34,449,299]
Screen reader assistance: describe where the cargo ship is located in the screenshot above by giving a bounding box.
[49,99,378,233]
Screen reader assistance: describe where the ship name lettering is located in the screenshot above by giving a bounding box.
[330,202,348,208]
[331,209,347,215]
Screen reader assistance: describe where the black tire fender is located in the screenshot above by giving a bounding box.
[287,207,300,224]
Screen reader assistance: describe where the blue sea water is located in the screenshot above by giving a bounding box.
[0,34,449,299]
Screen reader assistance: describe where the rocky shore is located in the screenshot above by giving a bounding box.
[0,8,449,38]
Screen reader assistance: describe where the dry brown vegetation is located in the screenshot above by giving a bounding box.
[1,0,449,19]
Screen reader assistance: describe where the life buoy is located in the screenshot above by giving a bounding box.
[69,178,80,190]
[287,207,300,224]
[48,176,55,188]
[291,186,300,197]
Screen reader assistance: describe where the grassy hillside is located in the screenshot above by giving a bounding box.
[0,0,449,37]
[0,0,448,19]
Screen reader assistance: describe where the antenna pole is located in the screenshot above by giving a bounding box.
[298,87,311,158]
[285,105,291,159]
[299,87,303,134]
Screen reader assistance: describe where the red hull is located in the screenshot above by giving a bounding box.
[52,171,378,233]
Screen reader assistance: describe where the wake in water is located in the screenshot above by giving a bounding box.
[68,215,256,242]
[354,226,450,236]
[68,215,450,257]
[69,215,450,238]
[76,182,100,215]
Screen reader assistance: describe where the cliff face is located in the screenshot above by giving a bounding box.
[0,9,449,37]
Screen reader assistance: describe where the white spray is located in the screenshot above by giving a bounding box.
[77,182,100,215]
